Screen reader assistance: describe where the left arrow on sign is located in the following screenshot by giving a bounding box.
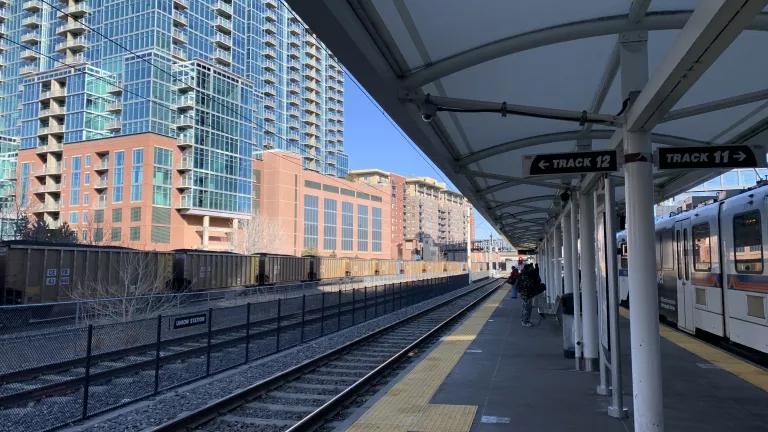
[538,160,549,170]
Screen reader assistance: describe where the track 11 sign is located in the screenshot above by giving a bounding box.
[657,145,758,170]
[523,150,618,177]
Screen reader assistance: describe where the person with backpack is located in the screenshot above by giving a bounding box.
[508,266,520,285]
[517,263,542,327]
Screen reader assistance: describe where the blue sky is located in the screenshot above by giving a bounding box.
[342,79,495,240]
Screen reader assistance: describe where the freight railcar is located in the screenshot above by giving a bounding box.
[0,242,174,305]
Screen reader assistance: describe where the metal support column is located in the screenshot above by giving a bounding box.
[570,200,582,369]
[621,29,663,431]
[605,174,628,418]
[579,189,599,371]
[594,185,610,397]
[553,225,562,298]
[561,210,575,359]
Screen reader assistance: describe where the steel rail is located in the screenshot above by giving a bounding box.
[150,277,503,431]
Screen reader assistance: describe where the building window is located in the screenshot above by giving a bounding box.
[131,148,143,201]
[84,172,90,185]
[372,207,382,252]
[734,210,763,274]
[94,228,104,242]
[94,209,104,223]
[131,207,141,222]
[19,163,29,207]
[304,195,319,251]
[111,227,121,241]
[69,212,78,224]
[130,226,140,241]
[342,201,353,251]
[153,147,172,206]
[324,198,337,251]
[112,208,122,223]
[81,230,88,242]
[83,192,89,205]
[70,156,81,205]
[112,151,124,203]
[358,204,368,251]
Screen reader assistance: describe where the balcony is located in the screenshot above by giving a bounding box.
[56,22,86,35]
[22,16,42,28]
[177,93,194,110]
[262,59,277,71]
[287,94,300,106]
[171,46,186,60]
[107,81,122,95]
[175,76,194,91]
[173,0,188,10]
[37,182,61,194]
[288,35,301,47]
[177,133,193,148]
[21,30,40,44]
[42,162,62,176]
[94,160,109,172]
[0,25,5,37]
[21,49,39,61]
[35,142,63,155]
[213,49,232,65]
[172,29,187,44]
[263,83,276,97]
[42,202,61,212]
[214,17,232,34]
[265,0,277,9]
[106,120,121,131]
[261,46,277,59]
[263,110,275,122]
[62,3,91,17]
[263,97,275,109]
[177,157,193,172]
[213,33,232,49]
[213,1,233,18]
[263,33,277,47]
[106,101,122,112]
[38,123,64,136]
[94,199,107,209]
[177,175,193,189]
[39,104,65,118]
[263,21,277,35]
[55,38,87,53]
[172,11,187,27]
[23,0,42,12]
[20,64,38,75]
[287,129,299,140]
[64,53,86,65]
[263,71,277,84]
[178,192,192,209]
[93,178,108,190]
[176,114,194,129]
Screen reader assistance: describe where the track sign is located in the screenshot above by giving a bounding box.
[657,145,758,170]
[523,150,618,177]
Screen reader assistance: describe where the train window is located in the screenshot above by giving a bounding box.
[676,230,683,280]
[733,210,763,274]
[683,228,690,281]
[692,223,711,272]
[661,229,674,270]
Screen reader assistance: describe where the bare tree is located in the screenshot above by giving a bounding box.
[68,252,177,323]
[230,214,282,254]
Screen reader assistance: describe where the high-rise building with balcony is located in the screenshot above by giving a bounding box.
[2,0,347,248]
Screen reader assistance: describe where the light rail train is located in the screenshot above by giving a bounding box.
[618,184,768,355]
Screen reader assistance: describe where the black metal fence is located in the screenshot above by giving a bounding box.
[0,274,469,432]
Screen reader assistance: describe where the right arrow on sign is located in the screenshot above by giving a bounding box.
[656,145,759,170]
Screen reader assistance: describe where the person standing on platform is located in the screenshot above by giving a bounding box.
[508,266,520,298]
[517,263,541,327]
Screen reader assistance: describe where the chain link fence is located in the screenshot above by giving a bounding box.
[0,274,472,432]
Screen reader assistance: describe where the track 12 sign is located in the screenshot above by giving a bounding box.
[523,150,618,177]
[657,145,758,170]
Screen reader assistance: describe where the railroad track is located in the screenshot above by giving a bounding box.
[150,278,504,432]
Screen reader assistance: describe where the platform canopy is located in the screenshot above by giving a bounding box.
[287,0,768,249]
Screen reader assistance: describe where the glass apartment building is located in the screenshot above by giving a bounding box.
[1,0,347,226]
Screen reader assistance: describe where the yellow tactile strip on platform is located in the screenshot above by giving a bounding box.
[346,286,509,432]
[619,307,768,392]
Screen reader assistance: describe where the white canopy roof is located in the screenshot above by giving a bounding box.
[288,0,768,249]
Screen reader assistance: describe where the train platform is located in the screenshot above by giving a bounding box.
[340,283,768,431]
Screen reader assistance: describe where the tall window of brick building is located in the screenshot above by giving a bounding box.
[342,201,353,251]
[131,148,143,201]
[112,151,124,203]
[324,198,337,251]
[372,207,382,252]
[70,156,81,205]
[358,204,368,252]
[153,147,172,206]
[304,194,319,251]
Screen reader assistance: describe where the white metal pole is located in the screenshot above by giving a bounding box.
[579,189,599,371]
[605,174,627,417]
[594,186,610,396]
[620,28,662,431]
[561,210,575,359]
[553,225,562,298]
[570,200,582,369]
[466,206,472,281]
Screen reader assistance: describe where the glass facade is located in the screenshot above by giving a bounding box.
[323,197,336,251]
[1,0,347,218]
[304,194,318,251]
